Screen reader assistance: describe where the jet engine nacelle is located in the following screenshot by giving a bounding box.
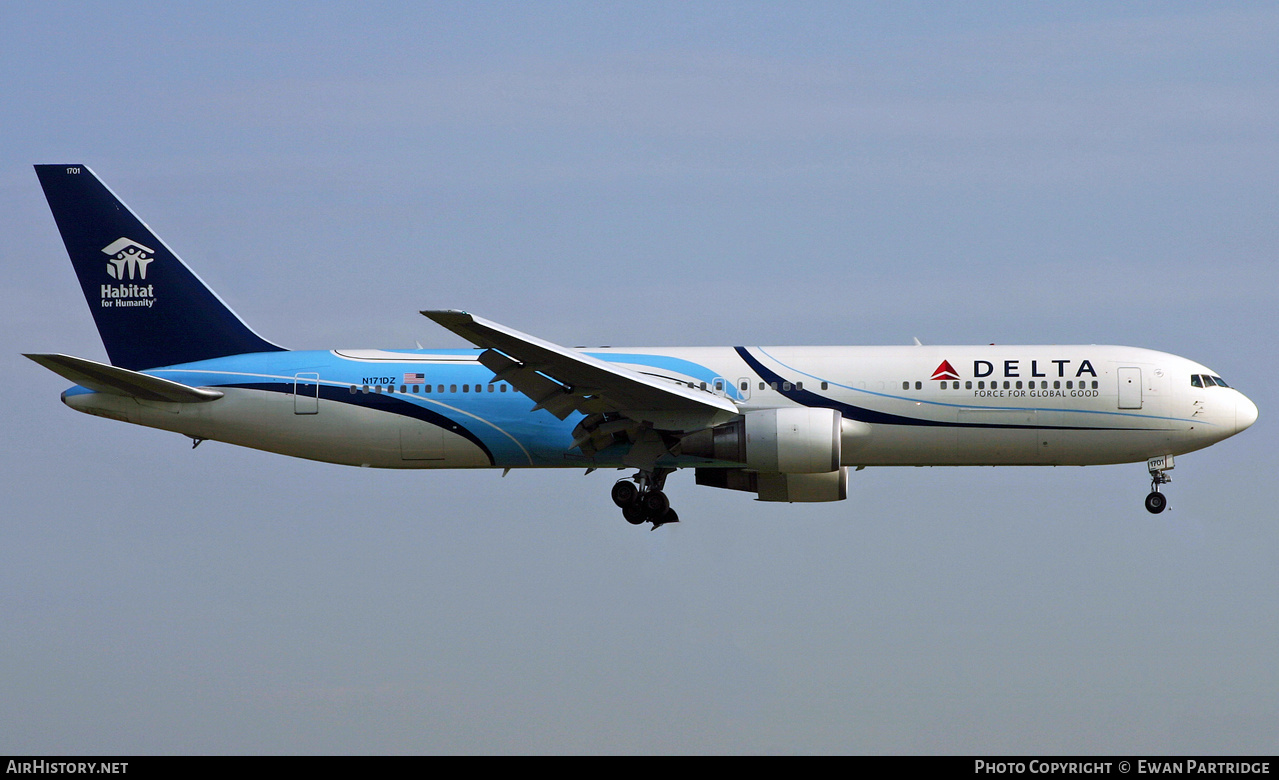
[683,407,846,501]
[745,407,842,473]
[681,407,842,473]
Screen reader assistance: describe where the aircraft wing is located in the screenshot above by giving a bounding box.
[421,310,739,432]
[24,353,224,403]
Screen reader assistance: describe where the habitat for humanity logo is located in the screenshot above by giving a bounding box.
[102,238,155,280]
[100,238,157,308]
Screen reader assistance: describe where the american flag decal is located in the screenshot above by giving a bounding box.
[404,372,425,383]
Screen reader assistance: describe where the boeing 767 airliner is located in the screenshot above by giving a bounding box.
[27,165,1257,527]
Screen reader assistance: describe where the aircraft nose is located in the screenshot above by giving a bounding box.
[1235,392,1259,434]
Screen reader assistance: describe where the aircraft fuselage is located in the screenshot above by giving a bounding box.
[61,344,1255,471]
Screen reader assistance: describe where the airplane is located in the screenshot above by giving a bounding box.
[26,164,1258,528]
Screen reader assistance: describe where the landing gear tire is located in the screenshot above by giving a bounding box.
[622,504,648,525]
[641,489,670,516]
[611,480,639,508]
[1144,491,1167,514]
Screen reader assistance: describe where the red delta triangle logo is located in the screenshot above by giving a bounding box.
[931,360,960,381]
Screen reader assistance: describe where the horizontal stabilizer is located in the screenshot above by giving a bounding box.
[25,353,224,403]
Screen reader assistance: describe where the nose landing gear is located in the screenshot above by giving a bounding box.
[612,468,679,529]
[1145,455,1173,514]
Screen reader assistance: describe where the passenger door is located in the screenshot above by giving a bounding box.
[1117,367,1142,410]
[294,372,319,414]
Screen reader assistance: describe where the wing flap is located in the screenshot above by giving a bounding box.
[25,353,224,403]
[477,348,578,420]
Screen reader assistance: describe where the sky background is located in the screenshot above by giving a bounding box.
[2,1,1276,755]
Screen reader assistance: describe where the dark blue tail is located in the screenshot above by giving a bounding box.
[35,165,285,370]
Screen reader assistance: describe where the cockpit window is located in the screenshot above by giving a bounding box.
[1192,374,1231,388]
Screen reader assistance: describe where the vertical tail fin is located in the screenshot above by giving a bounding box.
[34,165,285,370]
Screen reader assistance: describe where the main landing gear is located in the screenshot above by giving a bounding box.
[611,468,679,529]
[1145,456,1173,514]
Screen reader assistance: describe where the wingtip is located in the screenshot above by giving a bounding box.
[23,352,62,367]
